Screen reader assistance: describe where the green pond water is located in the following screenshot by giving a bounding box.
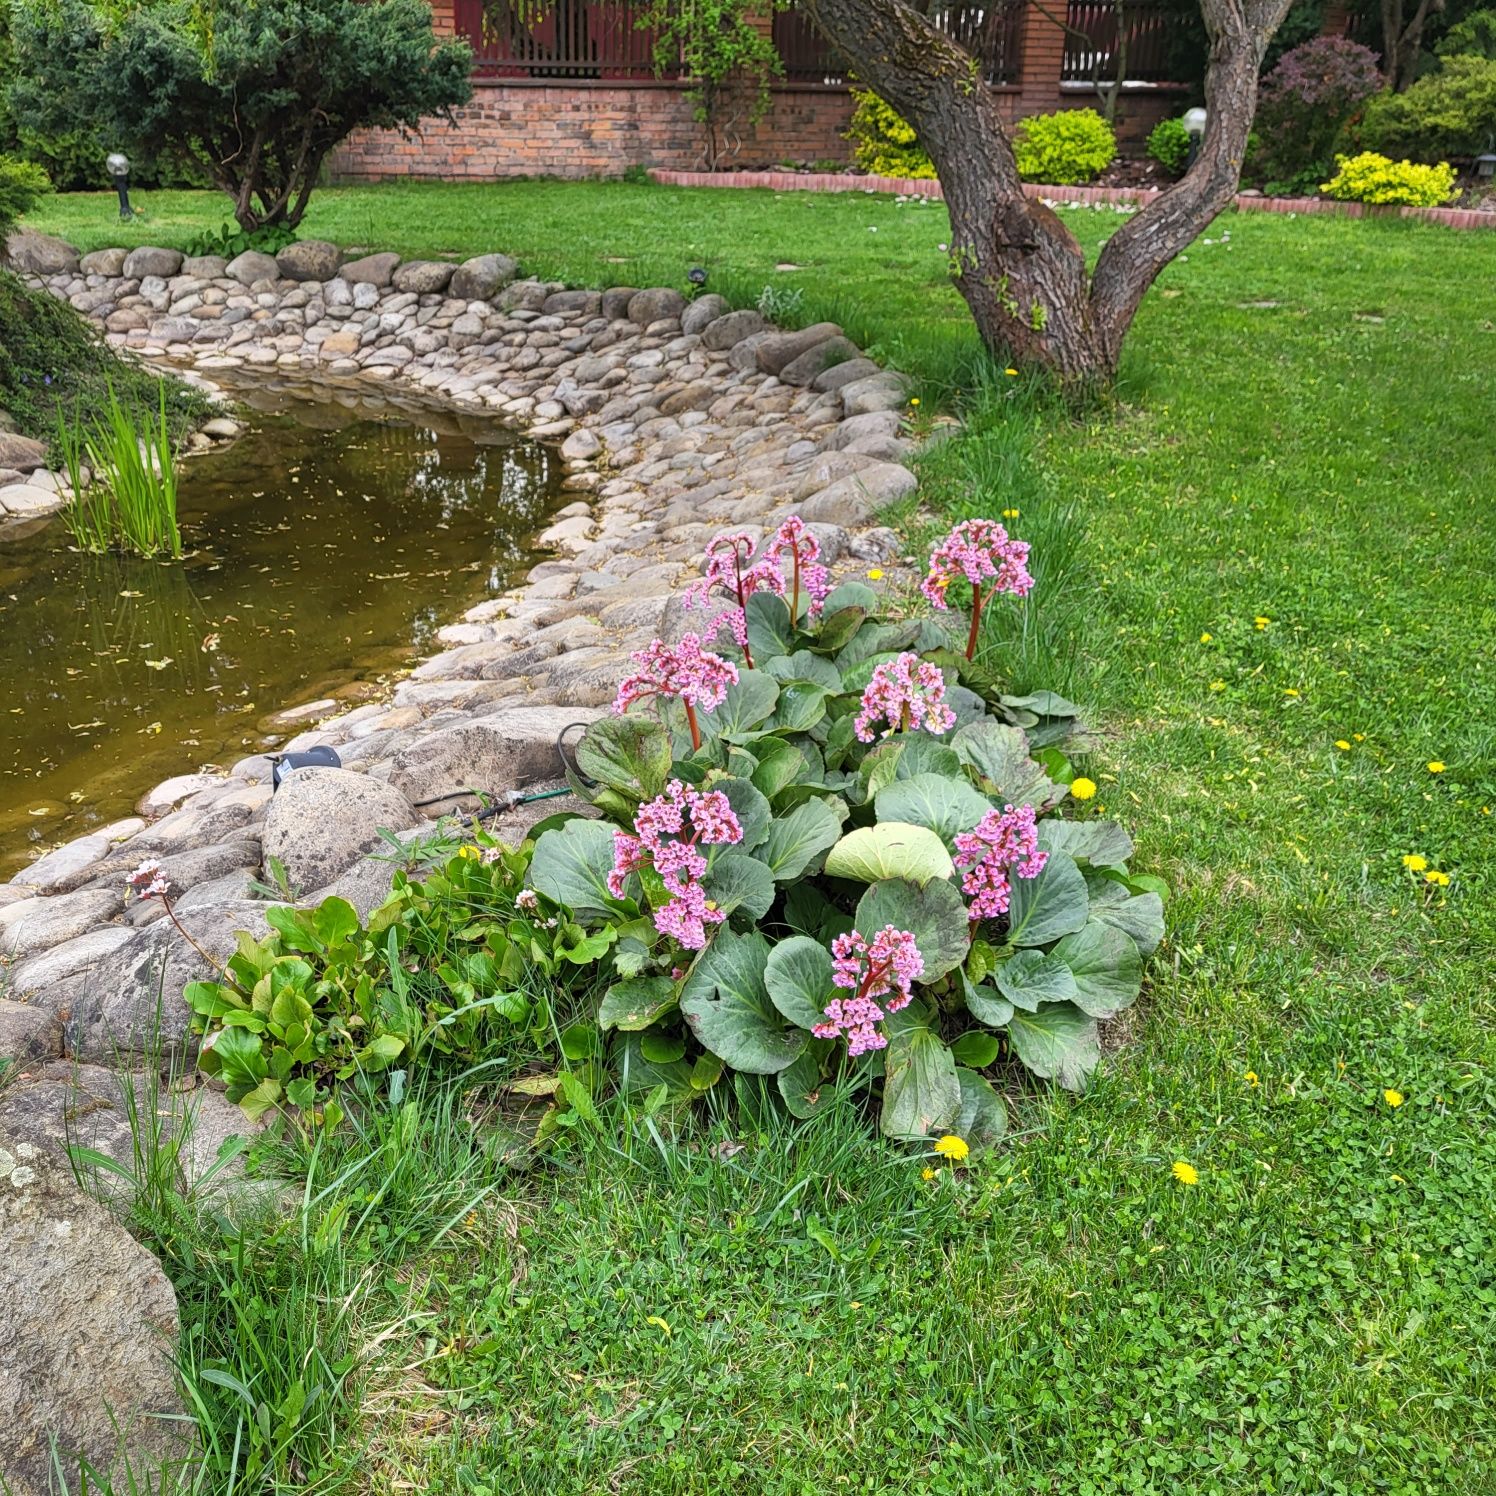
[0,381,562,879]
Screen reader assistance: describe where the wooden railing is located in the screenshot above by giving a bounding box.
[1061,1,1174,84]
[455,0,674,79]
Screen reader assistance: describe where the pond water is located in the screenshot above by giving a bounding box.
[0,380,562,878]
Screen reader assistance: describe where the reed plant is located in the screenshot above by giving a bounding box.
[59,380,182,558]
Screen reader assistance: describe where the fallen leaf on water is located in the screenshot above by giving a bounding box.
[119,590,143,598]
[144,658,174,670]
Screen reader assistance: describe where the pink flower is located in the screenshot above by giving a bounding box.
[921,519,1034,611]
[853,653,957,743]
[766,515,832,619]
[607,780,744,947]
[125,858,170,899]
[613,634,739,722]
[953,804,1048,920]
[814,926,925,1055]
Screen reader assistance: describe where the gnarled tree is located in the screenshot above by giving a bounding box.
[797,0,1295,386]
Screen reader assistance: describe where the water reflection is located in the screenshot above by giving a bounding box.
[0,382,561,876]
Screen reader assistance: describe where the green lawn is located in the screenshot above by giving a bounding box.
[33,183,1495,1494]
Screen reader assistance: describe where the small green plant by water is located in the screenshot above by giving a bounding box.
[58,381,182,558]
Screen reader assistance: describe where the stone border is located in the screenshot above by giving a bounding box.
[645,168,1496,231]
[0,229,925,1077]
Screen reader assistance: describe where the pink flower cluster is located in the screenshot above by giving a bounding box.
[607,779,744,949]
[814,926,925,1056]
[684,514,832,646]
[921,519,1035,610]
[125,858,170,899]
[612,633,739,717]
[854,652,957,743]
[953,804,1048,920]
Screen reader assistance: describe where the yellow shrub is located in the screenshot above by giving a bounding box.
[1320,152,1458,207]
[845,90,936,180]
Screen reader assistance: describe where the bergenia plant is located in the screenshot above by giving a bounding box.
[854,652,957,742]
[814,926,924,1056]
[613,633,739,751]
[922,518,1035,660]
[953,804,1048,923]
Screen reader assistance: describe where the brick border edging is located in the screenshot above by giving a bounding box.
[647,168,1496,232]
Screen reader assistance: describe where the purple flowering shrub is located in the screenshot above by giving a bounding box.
[521,514,1164,1146]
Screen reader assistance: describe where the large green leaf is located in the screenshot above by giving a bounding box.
[1006,851,1089,947]
[615,1033,696,1100]
[962,972,1015,1028]
[528,818,623,917]
[994,947,1078,1011]
[836,619,921,672]
[763,649,843,691]
[825,822,955,886]
[1085,876,1165,958]
[715,775,772,852]
[763,935,836,1029]
[745,591,795,661]
[1001,690,1081,719]
[575,716,672,802]
[1005,1003,1100,1091]
[777,1049,831,1119]
[759,798,845,881]
[705,671,780,739]
[820,581,879,615]
[1051,923,1142,1018]
[749,737,809,800]
[1039,818,1136,867]
[950,720,1063,809]
[702,852,776,922]
[598,976,678,1032]
[766,681,830,734]
[954,1068,1009,1153]
[875,772,994,845]
[855,877,969,982]
[680,931,805,1074]
[880,1003,961,1139]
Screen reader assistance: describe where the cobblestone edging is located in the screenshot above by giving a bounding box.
[646,168,1496,231]
[0,229,925,1077]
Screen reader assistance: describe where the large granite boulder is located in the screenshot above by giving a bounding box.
[450,253,518,301]
[276,239,342,281]
[259,767,418,893]
[3,230,79,275]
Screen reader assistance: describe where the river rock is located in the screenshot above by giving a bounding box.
[0,484,60,517]
[4,927,135,997]
[798,461,918,526]
[0,1131,191,1496]
[121,246,183,279]
[341,251,402,287]
[680,293,729,336]
[701,309,767,350]
[627,288,686,325]
[393,259,456,294]
[826,409,903,450]
[544,289,601,316]
[80,248,129,276]
[305,854,397,920]
[755,322,843,377]
[276,239,342,281]
[840,370,912,415]
[0,888,124,960]
[4,230,79,274]
[386,706,603,810]
[225,249,281,286]
[0,1000,62,1064]
[12,818,144,895]
[260,767,417,892]
[0,433,47,473]
[450,253,518,301]
[601,286,640,320]
[181,254,229,279]
[779,335,862,387]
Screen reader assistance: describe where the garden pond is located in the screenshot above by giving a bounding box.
[0,379,563,877]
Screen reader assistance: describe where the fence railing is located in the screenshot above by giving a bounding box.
[1061,1,1175,84]
[455,0,673,79]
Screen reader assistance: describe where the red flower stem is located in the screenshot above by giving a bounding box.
[684,700,702,752]
[965,582,984,661]
[733,548,754,668]
[160,894,236,987]
[792,549,801,623]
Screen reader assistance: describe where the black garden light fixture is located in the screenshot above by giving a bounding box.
[1477,153,1496,183]
[107,151,135,220]
[1183,108,1207,172]
[687,266,708,288]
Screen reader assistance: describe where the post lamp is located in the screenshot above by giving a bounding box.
[1477,153,1496,183]
[1183,108,1207,172]
[106,152,134,220]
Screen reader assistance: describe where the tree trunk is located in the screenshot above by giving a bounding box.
[797,0,1294,389]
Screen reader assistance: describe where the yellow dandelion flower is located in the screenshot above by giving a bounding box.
[1427,761,1445,774]
[1283,688,1300,698]
[1244,1070,1259,1088]
[1254,616,1271,629]
[921,1166,936,1181]
[1383,1088,1404,1108]
[1069,776,1097,801]
[1401,854,1427,871]
[1200,632,1213,643]
[1335,740,1351,750]
[934,1135,969,1162]
[1004,367,1018,376]
[866,567,884,580]
[457,845,482,861]
[1424,870,1449,887]
[1002,507,1020,519]
[1353,732,1365,741]
[909,396,920,407]
[1209,679,1226,691]
[1171,1160,1199,1186]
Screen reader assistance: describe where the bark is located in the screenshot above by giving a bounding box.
[797,0,1295,388]
[1380,0,1445,90]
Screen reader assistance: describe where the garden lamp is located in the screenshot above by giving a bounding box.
[1183,109,1207,172]
[106,152,134,220]
[1477,153,1496,182]
[688,266,708,288]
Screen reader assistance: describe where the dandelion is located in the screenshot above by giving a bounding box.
[1254,616,1271,629]
[814,926,924,1056]
[854,653,956,743]
[909,397,920,407]
[866,567,884,580]
[1004,367,1018,376]
[1209,679,1226,691]
[1354,732,1365,741]
[934,1135,969,1162]
[1244,1070,1260,1088]
[1424,869,1450,887]
[1001,507,1020,519]
[457,845,482,861]
[1427,761,1445,774]
[1200,632,1213,643]
[1401,854,1427,871]
[921,1166,937,1181]
[1171,1160,1199,1186]
[1383,1088,1404,1108]
[613,634,739,751]
[954,803,1046,920]
[1069,776,1097,801]
[922,518,1034,660]
[1335,740,1351,750]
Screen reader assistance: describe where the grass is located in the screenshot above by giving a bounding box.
[28,182,1496,1493]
